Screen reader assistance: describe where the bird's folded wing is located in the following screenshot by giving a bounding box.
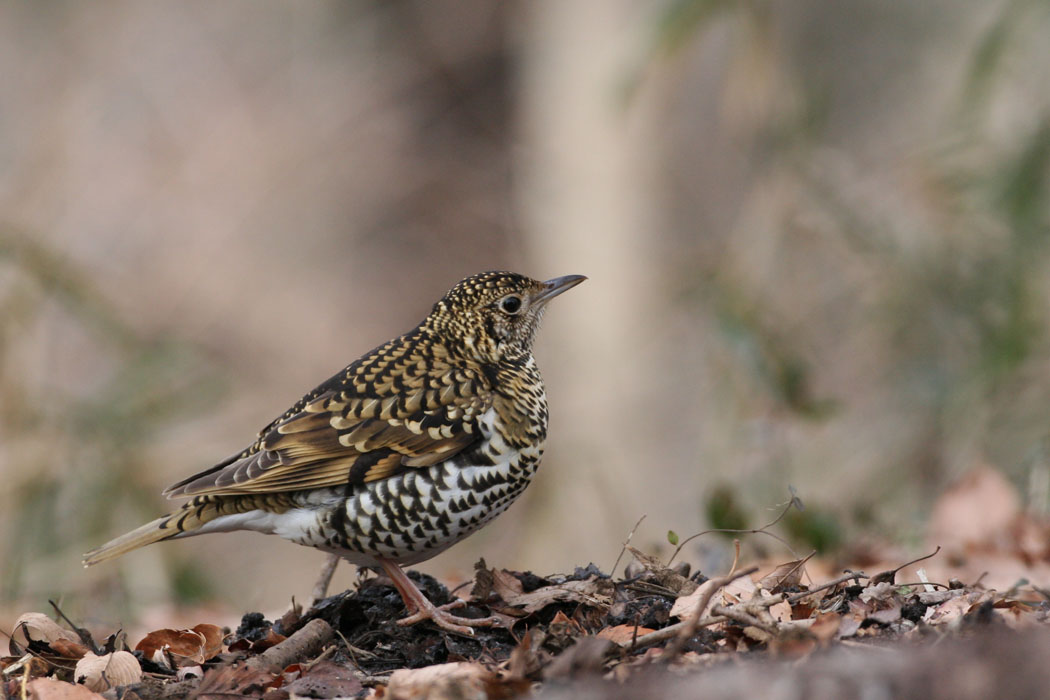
[163,371,492,498]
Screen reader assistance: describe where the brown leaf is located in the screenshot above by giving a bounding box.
[547,610,583,638]
[925,594,981,626]
[192,664,272,700]
[543,637,613,681]
[490,569,526,601]
[73,651,142,692]
[670,579,718,619]
[758,560,806,594]
[49,639,91,661]
[809,612,842,644]
[285,660,362,699]
[837,616,861,638]
[595,624,655,645]
[993,599,1039,630]
[384,662,498,700]
[720,575,757,605]
[249,629,287,654]
[625,546,698,595]
[928,466,1019,553]
[11,614,79,655]
[26,678,104,700]
[499,579,613,614]
[135,628,214,668]
[191,625,226,660]
[506,629,542,681]
[768,600,793,623]
[868,605,902,625]
[859,582,897,603]
[770,635,816,659]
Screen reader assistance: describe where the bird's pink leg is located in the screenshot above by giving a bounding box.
[377,558,498,636]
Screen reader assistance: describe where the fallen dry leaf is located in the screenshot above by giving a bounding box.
[499,578,613,614]
[670,578,719,619]
[191,624,225,659]
[192,664,273,700]
[859,582,897,603]
[489,568,526,600]
[135,625,223,668]
[49,638,91,661]
[507,628,543,680]
[810,612,843,643]
[720,574,758,605]
[543,637,614,680]
[596,624,655,645]
[11,614,80,654]
[625,546,698,595]
[868,604,902,625]
[73,651,142,692]
[27,678,104,700]
[384,662,499,700]
[928,466,1019,553]
[285,660,363,699]
[758,560,807,594]
[768,599,793,623]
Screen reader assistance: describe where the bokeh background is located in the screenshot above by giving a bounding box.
[3,0,1050,629]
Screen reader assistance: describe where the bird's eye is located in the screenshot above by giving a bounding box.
[499,295,523,315]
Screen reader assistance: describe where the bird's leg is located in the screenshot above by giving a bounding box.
[377,558,498,636]
[310,553,341,605]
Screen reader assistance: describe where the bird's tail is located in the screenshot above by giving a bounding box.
[83,494,281,566]
[83,514,182,566]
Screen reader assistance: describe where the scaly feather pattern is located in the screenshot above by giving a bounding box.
[84,271,586,634]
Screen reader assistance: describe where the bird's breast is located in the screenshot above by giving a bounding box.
[308,403,547,565]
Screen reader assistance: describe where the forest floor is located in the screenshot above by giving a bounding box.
[5,466,1050,699]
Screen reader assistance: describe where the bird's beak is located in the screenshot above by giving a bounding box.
[533,274,587,305]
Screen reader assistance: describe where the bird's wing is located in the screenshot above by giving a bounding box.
[163,362,492,498]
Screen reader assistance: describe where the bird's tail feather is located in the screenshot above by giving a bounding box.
[82,515,181,566]
[83,495,274,566]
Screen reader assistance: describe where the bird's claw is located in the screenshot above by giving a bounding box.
[398,599,498,636]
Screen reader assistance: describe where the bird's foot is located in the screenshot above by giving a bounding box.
[397,598,499,636]
[377,557,497,636]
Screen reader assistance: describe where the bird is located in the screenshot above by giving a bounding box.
[84,270,586,635]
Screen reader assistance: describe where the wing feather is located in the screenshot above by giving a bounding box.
[164,347,491,498]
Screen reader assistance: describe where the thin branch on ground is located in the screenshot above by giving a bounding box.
[869,546,942,585]
[786,570,868,604]
[610,514,647,578]
[658,565,759,662]
[667,495,802,566]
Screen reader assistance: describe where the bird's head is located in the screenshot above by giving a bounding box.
[425,271,586,363]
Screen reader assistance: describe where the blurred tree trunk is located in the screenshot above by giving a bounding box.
[514,0,668,569]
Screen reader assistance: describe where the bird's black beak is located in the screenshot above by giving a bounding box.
[533,274,587,305]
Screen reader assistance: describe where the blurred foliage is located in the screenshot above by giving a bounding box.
[783,506,843,556]
[654,0,1050,535]
[714,297,838,419]
[0,230,223,608]
[654,0,740,57]
[704,484,751,534]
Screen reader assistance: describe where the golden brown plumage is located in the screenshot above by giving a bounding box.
[85,271,585,634]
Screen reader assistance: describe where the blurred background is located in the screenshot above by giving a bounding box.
[3,0,1050,629]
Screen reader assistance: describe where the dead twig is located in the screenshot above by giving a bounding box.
[611,515,647,577]
[785,570,868,604]
[659,566,759,663]
[311,554,341,604]
[710,603,779,637]
[245,619,334,673]
[667,493,803,566]
[869,546,941,585]
[626,569,867,654]
[48,600,98,654]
